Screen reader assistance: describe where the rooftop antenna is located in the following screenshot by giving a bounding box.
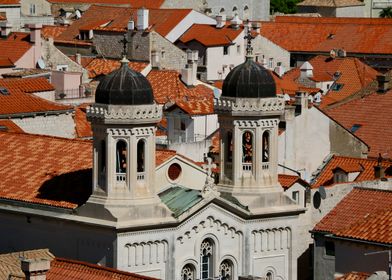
[119,33,130,63]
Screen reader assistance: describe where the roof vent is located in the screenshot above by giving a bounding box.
[0,87,9,95]
[0,125,8,132]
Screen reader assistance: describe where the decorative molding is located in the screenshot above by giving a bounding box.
[214,97,284,114]
[125,239,168,267]
[234,119,279,128]
[251,227,291,253]
[87,103,162,122]
[108,127,155,137]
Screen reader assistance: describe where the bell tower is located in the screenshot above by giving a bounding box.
[214,30,285,196]
[83,52,170,221]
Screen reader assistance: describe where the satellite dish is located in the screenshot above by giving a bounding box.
[37,58,46,69]
[313,191,321,209]
[319,186,327,200]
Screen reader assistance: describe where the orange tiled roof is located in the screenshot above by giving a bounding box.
[336,272,371,280]
[56,5,191,44]
[260,17,392,55]
[0,57,14,67]
[0,120,24,133]
[48,258,159,280]
[313,187,392,245]
[0,132,93,209]
[281,55,379,104]
[46,0,164,8]
[147,69,214,115]
[0,84,71,116]
[179,24,243,47]
[0,77,55,93]
[156,149,176,166]
[41,25,67,39]
[325,89,392,157]
[312,155,392,188]
[0,32,32,63]
[74,104,92,138]
[0,0,20,4]
[84,57,148,78]
[278,174,309,189]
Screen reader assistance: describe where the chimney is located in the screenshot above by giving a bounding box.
[0,22,12,37]
[137,8,149,31]
[21,259,50,280]
[374,154,386,180]
[127,20,135,31]
[274,63,285,77]
[216,14,226,28]
[230,14,242,29]
[26,23,42,65]
[75,53,81,65]
[300,61,313,79]
[181,49,198,86]
[295,91,308,115]
[251,22,261,34]
[151,49,160,69]
[376,75,390,93]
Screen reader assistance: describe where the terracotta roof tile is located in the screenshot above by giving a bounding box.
[0,57,14,67]
[0,249,54,279]
[336,272,371,280]
[278,174,307,189]
[0,77,55,93]
[0,120,24,133]
[325,89,392,157]
[0,32,32,63]
[41,25,67,39]
[260,17,392,54]
[1,68,50,78]
[282,56,379,105]
[179,24,243,47]
[85,57,148,78]
[298,0,364,7]
[0,0,19,4]
[56,5,191,44]
[74,104,92,138]
[147,70,214,115]
[0,132,186,208]
[0,132,92,209]
[0,80,71,116]
[48,258,159,280]
[313,187,392,245]
[312,155,392,188]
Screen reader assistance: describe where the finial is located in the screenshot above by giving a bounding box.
[244,19,254,58]
[119,33,130,63]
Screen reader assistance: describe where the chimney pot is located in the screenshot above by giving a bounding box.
[75,53,81,65]
[0,22,12,37]
[21,259,50,280]
[376,75,390,93]
[216,15,226,28]
[137,8,149,31]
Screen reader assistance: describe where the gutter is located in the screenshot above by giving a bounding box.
[0,108,74,119]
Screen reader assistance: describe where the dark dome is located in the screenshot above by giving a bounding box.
[222,58,276,98]
[95,61,154,105]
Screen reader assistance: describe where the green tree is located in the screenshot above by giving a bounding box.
[270,0,302,14]
[379,7,392,18]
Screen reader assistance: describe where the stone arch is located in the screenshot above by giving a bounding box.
[180,259,198,280]
[262,130,270,163]
[219,255,238,280]
[137,138,146,172]
[116,139,127,174]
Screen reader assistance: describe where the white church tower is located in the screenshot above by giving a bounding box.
[84,55,170,222]
[214,34,286,204]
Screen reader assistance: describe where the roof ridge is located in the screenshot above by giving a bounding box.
[0,131,92,144]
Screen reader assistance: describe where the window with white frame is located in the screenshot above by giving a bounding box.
[268,58,274,69]
[292,191,299,203]
[30,4,36,15]
[200,239,214,279]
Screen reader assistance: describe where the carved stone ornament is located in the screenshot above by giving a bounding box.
[202,157,219,198]
[214,96,284,114]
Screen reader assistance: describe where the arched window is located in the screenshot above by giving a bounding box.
[262,131,270,162]
[100,140,106,173]
[232,6,238,15]
[243,5,249,19]
[266,271,274,280]
[220,8,225,14]
[226,131,233,163]
[137,139,145,172]
[116,140,127,174]
[219,260,233,280]
[242,131,253,163]
[200,239,214,279]
[181,264,196,280]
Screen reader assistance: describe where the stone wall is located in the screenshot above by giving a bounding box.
[93,31,125,59]
[253,35,291,71]
[129,31,150,62]
[21,0,51,16]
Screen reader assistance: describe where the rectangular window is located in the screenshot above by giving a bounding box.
[237,44,241,54]
[223,46,229,55]
[268,58,274,69]
[30,4,36,15]
[292,191,299,203]
[325,241,335,256]
[56,65,68,71]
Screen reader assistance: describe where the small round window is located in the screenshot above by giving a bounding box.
[168,163,182,181]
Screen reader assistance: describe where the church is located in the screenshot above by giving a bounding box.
[0,45,310,280]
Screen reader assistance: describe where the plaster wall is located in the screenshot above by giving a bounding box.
[21,0,51,16]
[254,36,291,71]
[32,90,55,102]
[155,156,207,191]
[51,70,81,92]
[169,140,212,162]
[205,33,244,81]
[12,113,76,138]
[0,209,116,266]
[335,5,365,17]
[0,6,20,29]
[15,47,36,69]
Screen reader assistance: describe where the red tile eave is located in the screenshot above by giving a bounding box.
[54,39,93,46]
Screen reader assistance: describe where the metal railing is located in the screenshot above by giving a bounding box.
[55,88,91,100]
